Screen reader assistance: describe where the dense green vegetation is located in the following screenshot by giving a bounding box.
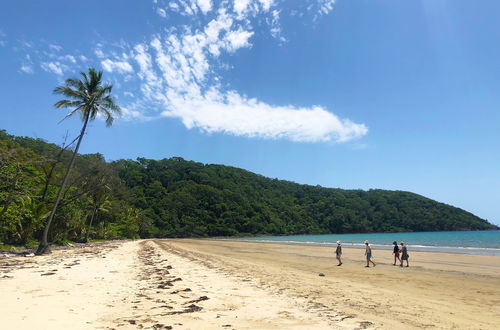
[0,129,496,246]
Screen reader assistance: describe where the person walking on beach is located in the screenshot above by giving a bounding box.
[364,240,376,267]
[392,241,401,266]
[400,242,409,267]
[335,241,342,266]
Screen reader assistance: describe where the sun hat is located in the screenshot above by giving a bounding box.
[364,240,369,244]
[336,240,341,244]
[393,241,397,245]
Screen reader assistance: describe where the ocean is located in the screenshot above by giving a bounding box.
[228,230,500,256]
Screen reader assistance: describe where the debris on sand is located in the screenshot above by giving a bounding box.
[184,296,209,304]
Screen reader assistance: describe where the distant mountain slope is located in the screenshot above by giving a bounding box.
[113,157,497,237]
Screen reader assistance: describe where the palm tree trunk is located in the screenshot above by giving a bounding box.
[36,112,90,255]
[84,204,98,243]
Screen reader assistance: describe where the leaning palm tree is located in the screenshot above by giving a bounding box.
[36,68,121,255]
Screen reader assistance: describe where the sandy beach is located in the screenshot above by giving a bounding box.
[1,239,499,329]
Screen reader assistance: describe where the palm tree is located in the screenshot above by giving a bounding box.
[36,68,121,255]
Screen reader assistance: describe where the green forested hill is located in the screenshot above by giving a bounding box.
[114,157,496,237]
[0,129,496,245]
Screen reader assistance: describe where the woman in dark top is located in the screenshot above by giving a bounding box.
[400,242,409,267]
[392,241,401,266]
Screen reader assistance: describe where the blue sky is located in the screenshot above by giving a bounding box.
[1,0,499,225]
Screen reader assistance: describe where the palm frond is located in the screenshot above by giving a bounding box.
[57,106,83,123]
[53,86,84,100]
[101,96,121,113]
[102,108,114,127]
[54,67,120,126]
[54,99,83,109]
[65,78,84,91]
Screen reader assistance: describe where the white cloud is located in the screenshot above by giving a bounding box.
[49,44,62,52]
[163,90,367,142]
[20,54,35,74]
[20,65,34,74]
[269,9,284,41]
[224,28,254,52]
[157,8,167,17]
[0,31,5,47]
[120,107,151,121]
[316,0,336,16]
[101,59,134,74]
[197,0,212,14]
[258,0,273,12]
[61,55,77,63]
[40,61,67,75]
[94,48,105,58]
[169,2,180,11]
[177,0,197,15]
[234,0,251,15]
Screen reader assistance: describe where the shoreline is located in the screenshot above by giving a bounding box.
[221,238,500,256]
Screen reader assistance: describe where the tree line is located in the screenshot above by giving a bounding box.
[1,130,496,248]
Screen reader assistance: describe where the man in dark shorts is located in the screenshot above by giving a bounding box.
[335,241,342,266]
[364,240,376,267]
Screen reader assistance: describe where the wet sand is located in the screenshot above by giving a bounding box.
[1,239,499,329]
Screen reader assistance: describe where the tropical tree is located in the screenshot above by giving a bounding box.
[84,181,111,243]
[36,68,121,254]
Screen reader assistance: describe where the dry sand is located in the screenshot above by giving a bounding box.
[1,239,499,329]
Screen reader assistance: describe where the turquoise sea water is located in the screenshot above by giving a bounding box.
[228,231,500,256]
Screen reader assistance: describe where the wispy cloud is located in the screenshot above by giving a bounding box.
[259,0,274,12]
[162,90,367,142]
[101,59,134,74]
[317,0,336,16]
[18,0,367,143]
[12,39,88,76]
[49,44,62,52]
[20,54,34,74]
[40,61,68,75]
[157,8,167,18]
[117,0,366,142]
[197,0,212,14]
[20,65,34,74]
[0,30,6,47]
